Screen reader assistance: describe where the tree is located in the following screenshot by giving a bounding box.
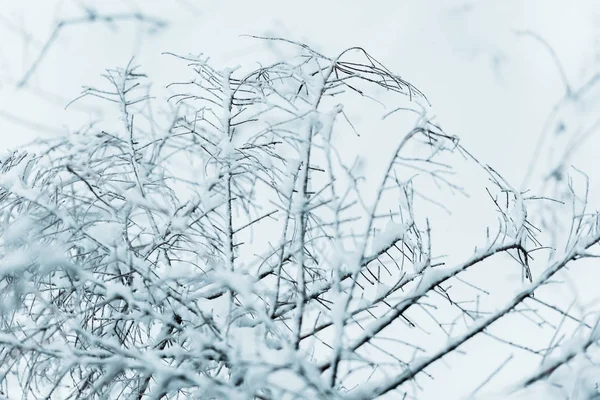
[0,38,598,399]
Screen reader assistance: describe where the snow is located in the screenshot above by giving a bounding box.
[370,219,414,256]
[87,221,122,246]
[218,136,235,159]
[363,281,392,303]
[2,215,36,246]
[0,247,32,276]
[104,282,135,304]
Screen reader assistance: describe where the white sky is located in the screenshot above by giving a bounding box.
[1,1,600,399]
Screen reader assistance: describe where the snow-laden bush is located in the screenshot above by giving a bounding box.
[0,39,598,400]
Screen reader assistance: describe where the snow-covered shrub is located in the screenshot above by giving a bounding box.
[0,39,598,400]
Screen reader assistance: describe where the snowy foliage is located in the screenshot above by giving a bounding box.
[0,39,599,400]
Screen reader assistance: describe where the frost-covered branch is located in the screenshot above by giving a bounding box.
[1,38,599,400]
